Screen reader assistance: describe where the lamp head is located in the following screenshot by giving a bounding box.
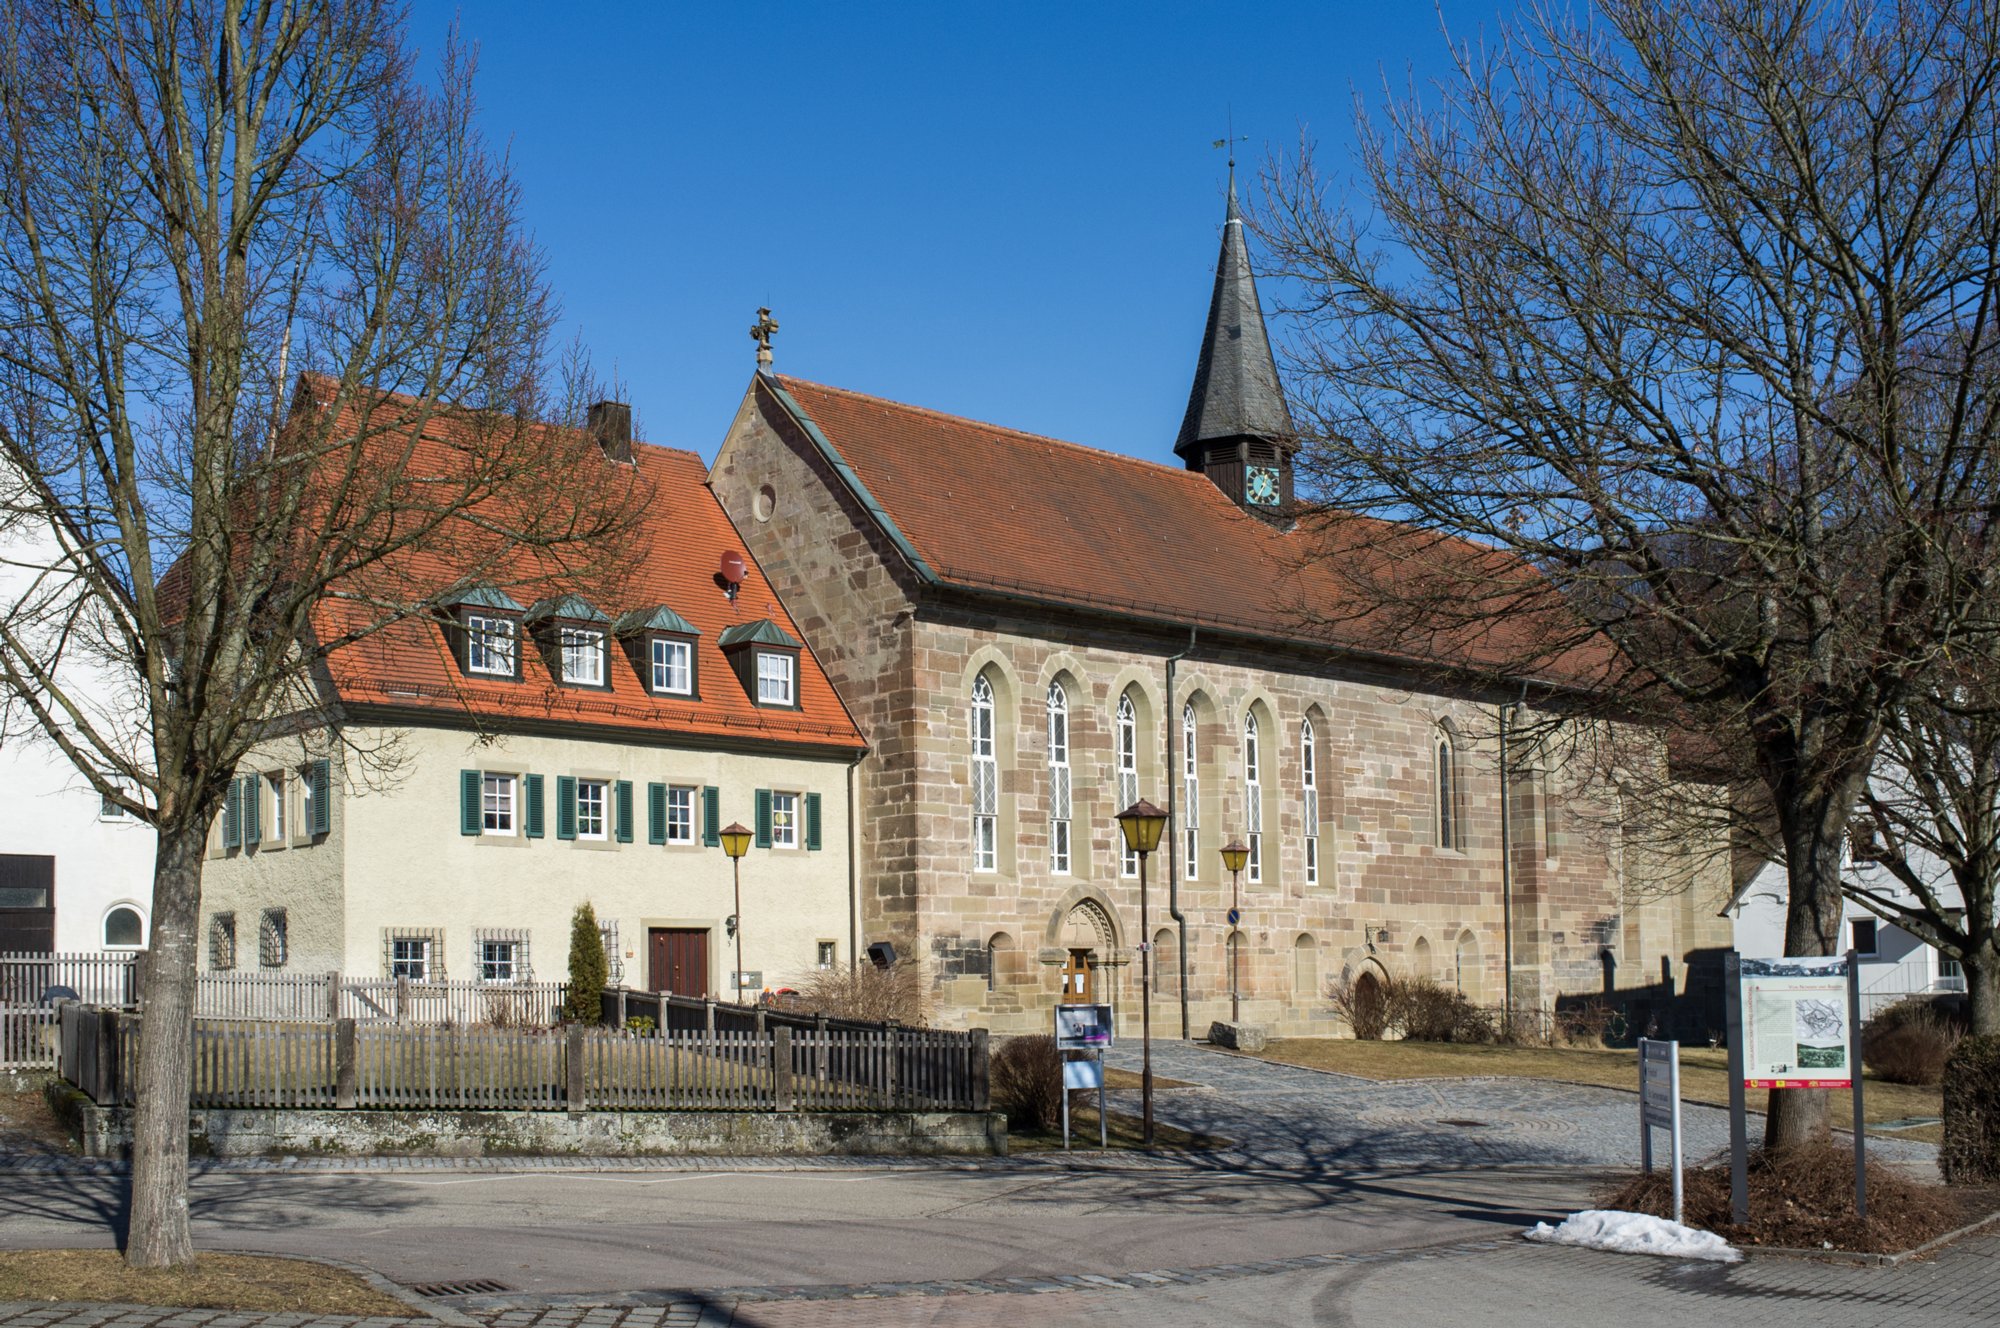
[1220,839,1250,874]
[1116,798,1169,855]
[719,821,754,859]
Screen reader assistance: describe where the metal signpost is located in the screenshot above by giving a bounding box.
[1055,1002,1113,1150]
[1637,1038,1683,1223]
[1724,950,1866,1225]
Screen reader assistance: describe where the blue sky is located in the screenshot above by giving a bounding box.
[406,2,1503,465]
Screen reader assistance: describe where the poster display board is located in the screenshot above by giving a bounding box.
[1055,1003,1111,1149]
[1737,955,1853,1089]
[1055,1003,1114,1050]
[1638,1038,1683,1223]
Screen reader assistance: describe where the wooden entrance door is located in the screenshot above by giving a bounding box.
[1060,948,1094,1004]
[648,928,709,996]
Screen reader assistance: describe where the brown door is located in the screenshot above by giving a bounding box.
[0,854,55,957]
[1061,948,1094,1004]
[648,928,709,996]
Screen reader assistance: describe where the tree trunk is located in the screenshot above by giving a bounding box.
[124,822,207,1268]
[1967,952,2000,1040]
[1762,817,1848,1152]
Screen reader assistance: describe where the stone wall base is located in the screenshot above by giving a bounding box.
[71,1104,1008,1160]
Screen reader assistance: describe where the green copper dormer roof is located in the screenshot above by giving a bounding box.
[718,619,801,650]
[452,584,523,612]
[524,594,609,624]
[613,604,700,638]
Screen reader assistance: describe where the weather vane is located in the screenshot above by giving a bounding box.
[1213,107,1248,176]
[750,307,780,369]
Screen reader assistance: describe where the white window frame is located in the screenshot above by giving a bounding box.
[482,772,517,835]
[665,785,695,844]
[102,905,146,949]
[576,779,607,840]
[1047,682,1071,876]
[1117,693,1139,878]
[1182,703,1199,879]
[466,613,517,676]
[479,939,518,983]
[817,940,837,970]
[650,637,693,695]
[390,937,431,981]
[1849,916,1880,958]
[771,790,799,849]
[560,627,606,686]
[972,675,998,872]
[265,770,287,843]
[757,650,796,706]
[1245,714,1263,885]
[1301,720,1319,887]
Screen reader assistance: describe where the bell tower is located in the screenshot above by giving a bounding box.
[1174,171,1297,519]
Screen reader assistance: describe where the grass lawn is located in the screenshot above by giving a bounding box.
[0,1250,416,1315]
[1249,1039,1944,1144]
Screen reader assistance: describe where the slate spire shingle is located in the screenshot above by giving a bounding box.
[1173,170,1294,463]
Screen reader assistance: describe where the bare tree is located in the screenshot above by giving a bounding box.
[1262,0,2000,1147]
[0,3,644,1265]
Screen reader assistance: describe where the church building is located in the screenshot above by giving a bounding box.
[710,182,1732,1035]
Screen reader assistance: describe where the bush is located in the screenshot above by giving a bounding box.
[1862,997,1965,1086]
[1942,1033,2000,1185]
[778,960,931,1025]
[1552,1000,1626,1048]
[991,1034,1066,1130]
[563,903,607,1025]
[1326,972,1392,1039]
[1326,973,1494,1043]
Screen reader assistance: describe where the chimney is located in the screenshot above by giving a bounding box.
[588,400,633,463]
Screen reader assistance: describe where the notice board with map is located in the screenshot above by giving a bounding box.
[1738,955,1853,1089]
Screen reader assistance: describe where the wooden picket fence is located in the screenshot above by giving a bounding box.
[57,1005,990,1114]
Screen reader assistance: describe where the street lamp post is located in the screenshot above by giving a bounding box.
[1117,798,1169,1147]
[719,822,753,1000]
[1220,839,1249,1024]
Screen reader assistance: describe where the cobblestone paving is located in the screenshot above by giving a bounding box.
[1104,1040,1939,1173]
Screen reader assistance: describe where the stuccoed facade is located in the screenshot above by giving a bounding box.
[198,725,855,992]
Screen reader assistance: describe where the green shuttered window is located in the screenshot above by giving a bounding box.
[524,774,545,838]
[223,779,241,848]
[460,770,482,836]
[755,788,773,849]
[557,775,578,840]
[307,759,331,836]
[805,792,823,852]
[648,782,667,845]
[240,775,261,844]
[615,780,635,843]
[702,785,720,847]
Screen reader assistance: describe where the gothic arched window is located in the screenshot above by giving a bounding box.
[1301,719,1319,886]
[1436,727,1459,850]
[1182,702,1200,877]
[1245,713,1263,884]
[1047,681,1072,875]
[1116,693,1139,878]
[971,675,997,871]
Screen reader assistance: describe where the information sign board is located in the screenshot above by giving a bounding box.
[1637,1038,1683,1223]
[1737,956,1853,1089]
[1064,1058,1104,1090]
[1054,1002,1114,1049]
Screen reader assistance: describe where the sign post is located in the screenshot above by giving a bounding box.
[1728,950,1867,1227]
[1638,1038,1683,1224]
[1055,1002,1113,1150]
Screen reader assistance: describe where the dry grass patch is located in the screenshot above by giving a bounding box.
[1010,1105,1227,1153]
[1100,1066,1195,1091]
[0,1249,417,1315]
[0,1084,72,1152]
[1251,1038,1943,1140]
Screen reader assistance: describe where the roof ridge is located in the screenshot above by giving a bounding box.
[776,375,1219,488]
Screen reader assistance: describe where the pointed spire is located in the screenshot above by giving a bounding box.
[1174,180,1292,462]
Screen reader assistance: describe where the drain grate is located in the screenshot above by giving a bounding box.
[408,1279,512,1298]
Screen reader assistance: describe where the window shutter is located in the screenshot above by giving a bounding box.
[648,782,667,845]
[307,758,331,836]
[615,780,635,843]
[524,773,545,838]
[460,770,482,836]
[805,792,823,852]
[556,776,577,840]
[755,788,773,848]
[223,779,241,848]
[702,785,720,847]
[241,775,262,844]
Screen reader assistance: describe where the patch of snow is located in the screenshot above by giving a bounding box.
[1525,1209,1742,1263]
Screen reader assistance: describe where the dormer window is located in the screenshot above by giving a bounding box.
[447,585,525,681]
[757,651,795,706]
[718,618,804,710]
[560,627,606,686]
[614,604,702,699]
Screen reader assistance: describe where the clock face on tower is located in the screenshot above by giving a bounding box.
[1245,465,1281,507]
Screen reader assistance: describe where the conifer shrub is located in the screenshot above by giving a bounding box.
[1941,1033,2000,1185]
[563,902,607,1025]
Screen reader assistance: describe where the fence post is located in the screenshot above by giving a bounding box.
[325,972,341,1021]
[885,1023,900,1108]
[969,1028,990,1112]
[611,987,627,1031]
[395,975,410,1022]
[566,1023,587,1116]
[335,1019,357,1109]
[95,1008,120,1104]
[754,1005,767,1035]
[704,997,716,1038]
[131,950,150,1011]
[815,1013,829,1079]
[772,1025,793,1112]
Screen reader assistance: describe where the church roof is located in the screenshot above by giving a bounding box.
[758,374,1620,690]
[1174,178,1294,460]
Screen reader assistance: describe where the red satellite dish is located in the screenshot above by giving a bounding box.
[719,550,748,586]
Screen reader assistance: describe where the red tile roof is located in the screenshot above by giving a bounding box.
[306,385,863,753]
[768,375,1620,690]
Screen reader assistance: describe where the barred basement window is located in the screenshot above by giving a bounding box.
[474,928,531,983]
[389,936,432,981]
[599,919,623,985]
[971,675,997,872]
[209,913,237,971]
[1047,681,1072,876]
[1117,693,1139,878]
[259,908,289,968]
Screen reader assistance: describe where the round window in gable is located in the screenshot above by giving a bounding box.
[753,483,777,523]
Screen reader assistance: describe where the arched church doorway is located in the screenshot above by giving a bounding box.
[1057,899,1115,1004]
